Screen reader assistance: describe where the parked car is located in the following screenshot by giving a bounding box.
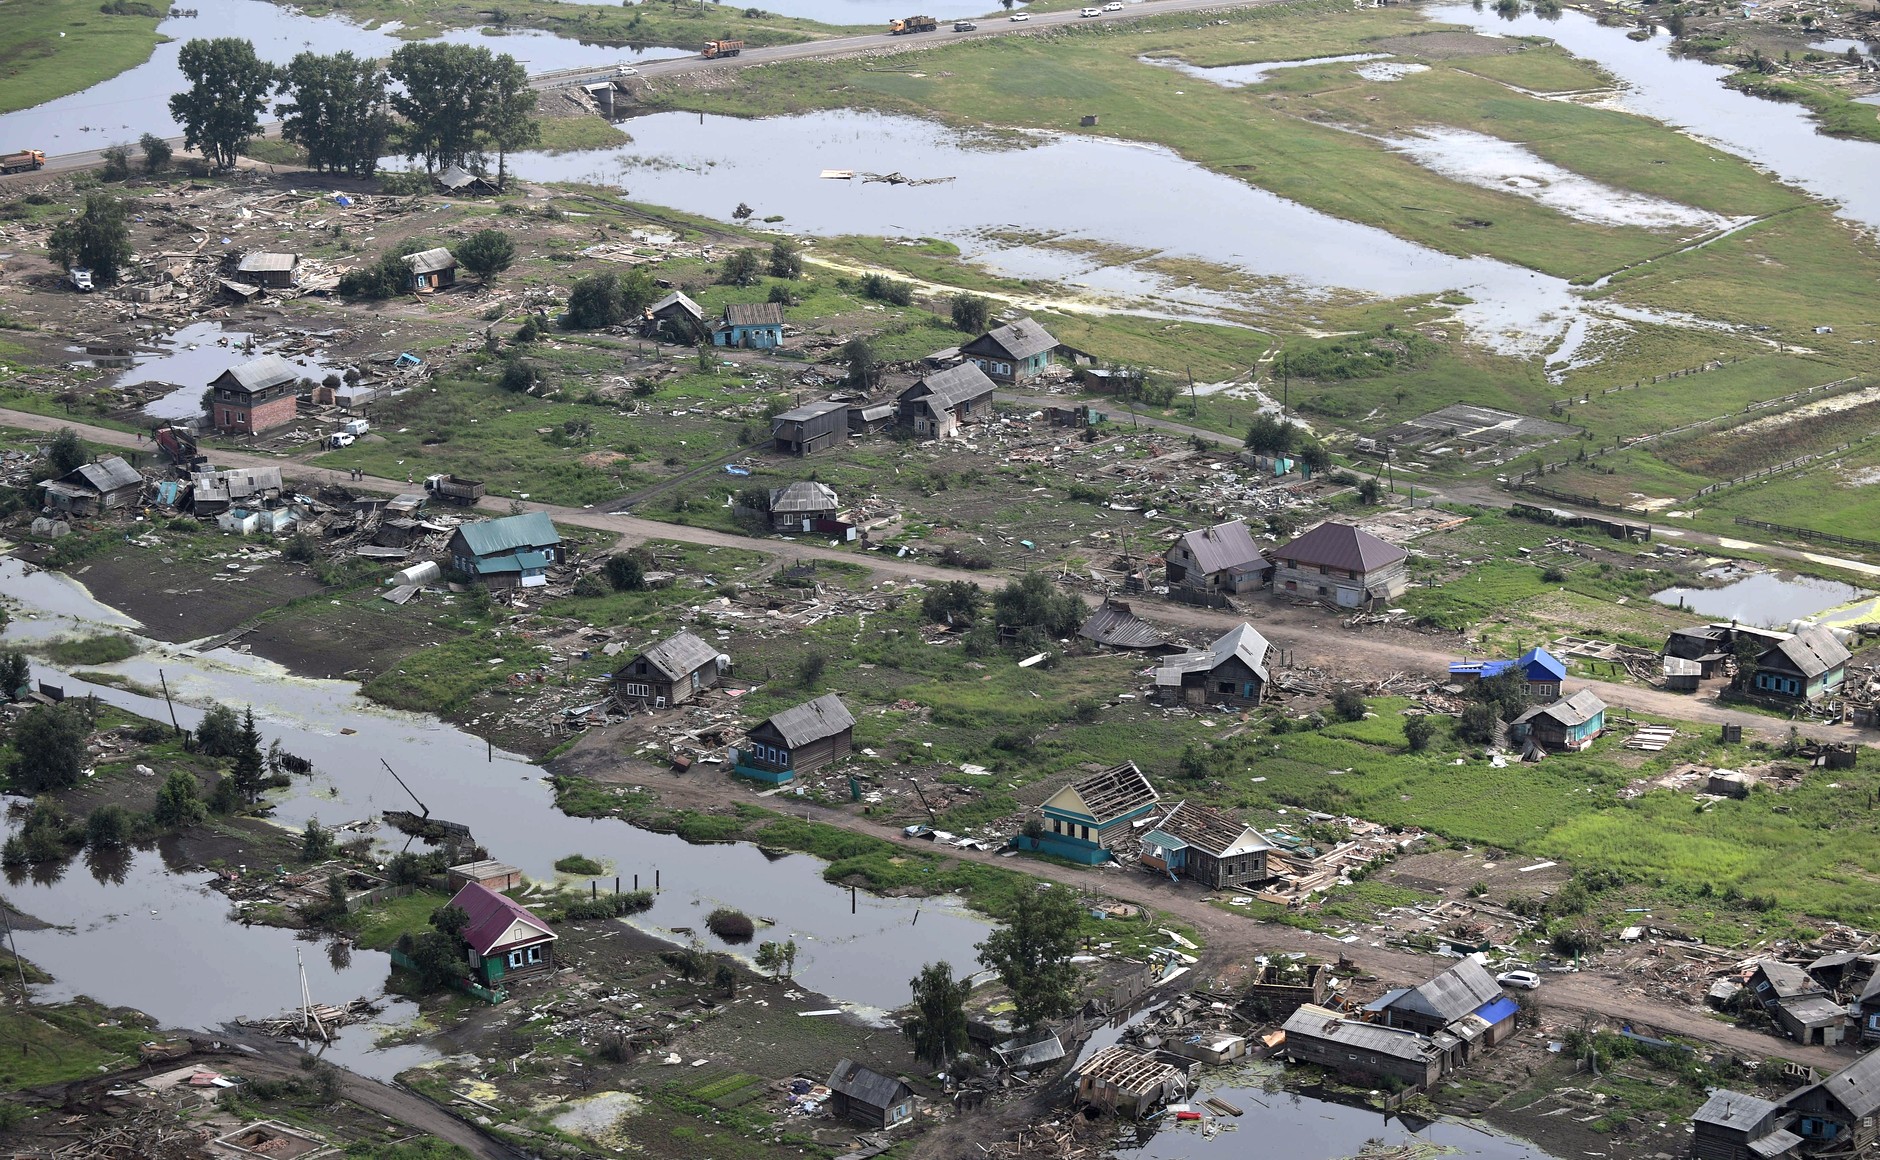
[1080,6,1100,13]
[1103,2,1123,9]
[953,18,976,29]
[67,267,93,293]
[1497,970,1541,990]
[1008,11,1029,19]
[328,432,355,448]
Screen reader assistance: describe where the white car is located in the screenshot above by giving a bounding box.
[1103,2,1123,9]
[1080,5,1100,13]
[328,432,355,449]
[1009,11,1029,19]
[1497,970,1541,990]
[615,65,638,76]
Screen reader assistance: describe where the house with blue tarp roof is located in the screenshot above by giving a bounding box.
[1449,647,1565,700]
[447,511,563,588]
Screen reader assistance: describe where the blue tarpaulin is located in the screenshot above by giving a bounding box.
[1473,995,1520,1026]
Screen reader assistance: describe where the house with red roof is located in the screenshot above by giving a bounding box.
[446,881,558,987]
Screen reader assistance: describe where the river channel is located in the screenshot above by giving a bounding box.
[0,558,991,1074]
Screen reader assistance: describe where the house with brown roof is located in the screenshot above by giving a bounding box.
[1033,761,1160,865]
[960,317,1057,384]
[1270,521,1409,609]
[711,301,784,349]
[896,362,996,439]
[733,693,854,784]
[1139,801,1273,889]
[444,881,557,988]
[613,630,727,709]
[1164,519,1270,595]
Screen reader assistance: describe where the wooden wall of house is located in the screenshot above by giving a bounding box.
[790,728,853,774]
[1285,1034,1438,1089]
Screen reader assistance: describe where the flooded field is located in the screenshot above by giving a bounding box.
[1652,569,1867,627]
[0,0,687,153]
[1424,3,1880,230]
[1138,52,1389,87]
[519,108,1674,359]
[0,558,992,1044]
[99,321,341,422]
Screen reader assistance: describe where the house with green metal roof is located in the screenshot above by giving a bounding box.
[446,512,563,588]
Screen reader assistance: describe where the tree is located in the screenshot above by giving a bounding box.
[430,905,470,938]
[228,707,267,806]
[604,553,646,591]
[388,43,487,173]
[169,38,276,169]
[99,144,132,182]
[1731,635,1762,693]
[720,247,762,287]
[455,230,515,283]
[1472,669,1529,721]
[976,885,1083,1031]
[0,648,29,700]
[85,805,132,849]
[1243,413,1297,457]
[950,293,991,335]
[275,50,392,176]
[153,769,207,828]
[302,817,334,861]
[919,580,981,626]
[1356,478,1382,505]
[482,52,539,190]
[566,269,656,329]
[1403,714,1435,753]
[840,336,880,390]
[1295,439,1331,475]
[796,651,826,689]
[905,961,972,1068]
[194,703,243,758]
[397,930,467,992]
[992,573,1085,642]
[337,251,413,300]
[498,356,542,393]
[1330,687,1367,722]
[755,939,799,981]
[139,132,173,175]
[7,703,88,793]
[714,960,739,998]
[47,192,133,285]
[47,427,87,476]
[1457,702,1504,747]
[1177,743,1208,780]
[767,238,803,280]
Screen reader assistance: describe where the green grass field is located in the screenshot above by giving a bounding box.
[0,0,162,117]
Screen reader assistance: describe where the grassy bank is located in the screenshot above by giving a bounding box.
[0,0,162,118]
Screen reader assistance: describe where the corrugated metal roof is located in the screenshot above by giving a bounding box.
[963,317,1057,362]
[1274,521,1408,574]
[635,630,721,682]
[69,456,142,493]
[1385,958,1502,1025]
[403,247,456,274]
[770,481,839,514]
[1154,623,1271,684]
[1753,959,1823,1000]
[456,511,560,557]
[1078,601,1168,650]
[649,290,702,318]
[212,354,301,394]
[446,881,555,957]
[904,362,995,410]
[1765,626,1851,679]
[1170,519,1264,577]
[1282,1004,1440,1062]
[1514,688,1606,729]
[774,399,847,423]
[1806,1049,1880,1117]
[1518,646,1567,680]
[236,252,298,273]
[762,693,854,748]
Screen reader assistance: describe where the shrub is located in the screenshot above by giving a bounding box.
[556,853,604,875]
[706,907,755,943]
[1403,714,1435,752]
[1330,688,1367,722]
[337,251,412,300]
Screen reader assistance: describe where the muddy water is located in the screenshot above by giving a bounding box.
[0,0,687,154]
[0,558,991,1047]
[1113,1061,1555,1160]
[107,321,341,422]
[512,109,1631,358]
[1652,570,1867,627]
[1424,3,1880,230]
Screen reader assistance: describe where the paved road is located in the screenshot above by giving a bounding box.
[9,0,1277,180]
[7,407,1864,747]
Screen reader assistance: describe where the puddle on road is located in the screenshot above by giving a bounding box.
[1380,125,1738,232]
[1652,570,1868,627]
[102,321,340,423]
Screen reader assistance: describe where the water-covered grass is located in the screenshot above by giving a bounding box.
[0,0,161,117]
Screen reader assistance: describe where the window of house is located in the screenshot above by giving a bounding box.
[623,682,650,698]
[508,950,526,968]
[526,945,543,964]
[1285,580,1298,591]
[1317,585,1328,595]
[1218,681,1235,694]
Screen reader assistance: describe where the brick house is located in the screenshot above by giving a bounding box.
[209,354,300,435]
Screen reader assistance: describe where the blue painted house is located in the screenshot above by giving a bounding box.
[732,693,855,785]
[1032,761,1160,865]
[711,301,785,349]
[1754,626,1851,703]
[446,511,563,589]
[960,317,1057,384]
[1511,688,1606,752]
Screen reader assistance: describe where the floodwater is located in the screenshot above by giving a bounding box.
[1381,126,1737,233]
[1652,570,1868,627]
[0,558,991,1049]
[1112,1062,1557,1160]
[0,0,687,154]
[1808,39,1871,56]
[106,321,340,422]
[513,108,1652,358]
[1424,3,1880,230]
[1138,52,1389,87]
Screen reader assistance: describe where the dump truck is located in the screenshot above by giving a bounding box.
[702,39,744,58]
[0,149,45,175]
[889,14,938,33]
[424,473,485,505]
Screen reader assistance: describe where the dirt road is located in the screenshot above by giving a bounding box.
[9,408,1861,748]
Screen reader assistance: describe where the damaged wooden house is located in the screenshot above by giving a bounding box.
[1269,521,1409,609]
[731,692,854,785]
[1139,800,1275,890]
[1031,761,1160,865]
[825,1060,916,1129]
[38,455,143,515]
[1164,518,1270,596]
[1152,622,1271,708]
[613,630,728,709]
[446,511,564,589]
[895,362,996,440]
[1074,1044,1188,1118]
